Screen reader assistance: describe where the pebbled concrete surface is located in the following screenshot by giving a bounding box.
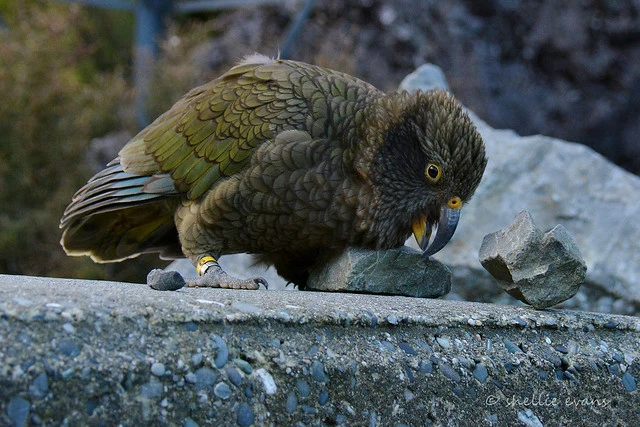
[1,274,639,426]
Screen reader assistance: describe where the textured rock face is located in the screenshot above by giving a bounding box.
[479,211,587,309]
[306,247,451,298]
[400,66,640,307]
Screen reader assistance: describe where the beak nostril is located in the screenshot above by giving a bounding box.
[447,196,462,210]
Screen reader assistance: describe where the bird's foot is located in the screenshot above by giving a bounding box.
[185,265,267,290]
[184,256,267,290]
[147,257,267,291]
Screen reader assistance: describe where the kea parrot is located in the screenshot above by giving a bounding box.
[60,54,487,289]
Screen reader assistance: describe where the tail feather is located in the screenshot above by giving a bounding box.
[60,158,184,262]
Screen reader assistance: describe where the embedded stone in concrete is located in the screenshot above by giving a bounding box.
[306,246,451,298]
[479,211,587,309]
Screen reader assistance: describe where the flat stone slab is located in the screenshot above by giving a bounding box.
[1,274,639,425]
[306,246,451,298]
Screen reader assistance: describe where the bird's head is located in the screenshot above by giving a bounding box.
[368,90,487,257]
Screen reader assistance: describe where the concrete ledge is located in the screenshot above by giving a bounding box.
[1,274,639,425]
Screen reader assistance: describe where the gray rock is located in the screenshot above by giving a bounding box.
[28,373,48,399]
[236,402,254,427]
[6,396,29,427]
[479,211,587,309]
[211,335,229,369]
[193,367,217,390]
[147,269,185,291]
[400,71,640,309]
[150,363,166,377]
[213,382,231,399]
[306,246,451,298]
[398,63,450,94]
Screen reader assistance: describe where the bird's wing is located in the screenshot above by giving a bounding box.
[119,58,369,201]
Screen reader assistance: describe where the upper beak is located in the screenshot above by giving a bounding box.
[412,205,461,258]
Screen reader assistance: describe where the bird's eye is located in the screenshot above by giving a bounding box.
[425,164,442,183]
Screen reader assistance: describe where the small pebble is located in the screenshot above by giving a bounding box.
[191,353,203,367]
[296,379,310,398]
[554,345,569,354]
[436,337,450,349]
[194,367,217,390]
[419,360,433,374]
[404,365,415,383]
[256,368,277,394]
[301,404,316,415]
[311,361,328,383]
[140,380,163,399]
[6,396,29,427]
[604,321,618,329]
[151,362,166,377]
[473,363,488,383]
[285,391,297,414]
[622,373,637,392]
[28,373,48,399]
[234,359,253,375]
[387,315,399,325]
[62,323,75,334]
[211,335,229,369]
[214,382,231,399]
[380,341,395,352]
[363,311,378,327]
[57,339,80,357]
[514,316,528,327]
[226,367,243,387]
[504,362,517,373]
[398,342,416,356]
[184,418,199,427]
[502,338,522,354]
[237,402,254,427]
[318,388,329,405]
[185,373,197,384]
[147,269,185,291]
[439,363,461,382]
[306,345,319,357]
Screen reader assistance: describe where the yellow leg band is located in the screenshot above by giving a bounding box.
[196,256,217,276]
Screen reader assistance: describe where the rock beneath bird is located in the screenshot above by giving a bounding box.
[307,246,451,298]
[478,211,587,309]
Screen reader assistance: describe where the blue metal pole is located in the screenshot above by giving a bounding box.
[134,0,173,127]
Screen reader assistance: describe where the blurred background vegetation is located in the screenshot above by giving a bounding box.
[0,0,294,282]
[1,0,639,283]
[0,1,138,281]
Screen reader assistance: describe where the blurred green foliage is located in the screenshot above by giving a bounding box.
[0,1,168,281]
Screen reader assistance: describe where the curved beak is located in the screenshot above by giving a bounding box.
[412,205,461,258]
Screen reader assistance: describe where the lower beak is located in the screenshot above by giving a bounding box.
[412,205,461,258]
